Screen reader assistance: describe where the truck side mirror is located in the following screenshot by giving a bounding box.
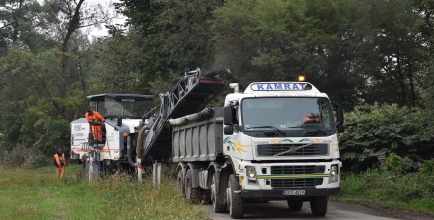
[224,126,234,135]
[337,124,344,133]
[335,104,344,133]
[223,105,233,126]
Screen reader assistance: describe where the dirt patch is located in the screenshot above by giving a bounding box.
[330,200,434,220]
[39,189,55,198]
[16,206,37,213]
[56,202,70,219]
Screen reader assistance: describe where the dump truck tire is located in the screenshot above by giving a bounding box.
[176,169,185,197]
[184,169,200,203]
[227,174,244,219]
[212,173,227,213]
[287,200,303,211]
[310,196,328,216]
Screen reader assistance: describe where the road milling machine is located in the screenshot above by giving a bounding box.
[70,68,229,180]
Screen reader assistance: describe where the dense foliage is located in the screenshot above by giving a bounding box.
[339,104,434,171]
[1,0,434,172]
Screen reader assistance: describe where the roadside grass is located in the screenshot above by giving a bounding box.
[333,169,434,214]
[8,163,434,219]
[0,165,207,220]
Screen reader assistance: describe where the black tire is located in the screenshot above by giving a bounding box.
[310,196,328,216]
[202,189,212,204]
[287,200,303,211]
[228,174,244,219]
[176,169,185,196]
[184,169,201,203]
[212,173,227,213]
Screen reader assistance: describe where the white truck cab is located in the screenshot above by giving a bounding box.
[221,80,344,217]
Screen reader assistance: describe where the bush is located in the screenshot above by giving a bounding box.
[0,147,51,168]
[339,103,434,171]
[381,153,415,175]
[420,160,434,174]
[340,168,434,205]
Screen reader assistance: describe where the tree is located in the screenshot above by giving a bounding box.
[0,0,54,55]
[211,0,369,107]
[357,0,423,107]
[114,0,224,77]
[0,0,113,156]
[211,0,427,109]
[39,0,112,99]
[90,28,153,94]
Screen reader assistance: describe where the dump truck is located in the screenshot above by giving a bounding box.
[171,78,344,218]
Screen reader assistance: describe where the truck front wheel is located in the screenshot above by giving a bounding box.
[310,196,328,216]
[211,173,227,213]
[287,200,303,211]
[227,174,244,219]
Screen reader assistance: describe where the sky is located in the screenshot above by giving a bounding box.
[86,0,126,40]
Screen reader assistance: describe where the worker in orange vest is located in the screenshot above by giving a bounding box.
[54,148,66,178]
[85,109,105,141]
[303,108,323,123]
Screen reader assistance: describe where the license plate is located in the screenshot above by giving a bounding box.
[282,190,305,195]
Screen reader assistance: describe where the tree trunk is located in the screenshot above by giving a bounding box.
[11,0,24,43]
[408,60,416,107]
[60,0,85,98]
[396,51,407,106]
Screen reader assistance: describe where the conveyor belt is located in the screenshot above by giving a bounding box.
[140,68,228,165]
[170,78,226,118]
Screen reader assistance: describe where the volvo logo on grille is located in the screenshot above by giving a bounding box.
[274,143,313,156]
[288,146,298,153]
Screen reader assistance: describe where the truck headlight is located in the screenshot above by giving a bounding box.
[246,166,257,182]
[329,164,338,183]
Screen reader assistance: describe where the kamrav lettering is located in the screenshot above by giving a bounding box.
[251,83,307,91]
[274,84,282,89]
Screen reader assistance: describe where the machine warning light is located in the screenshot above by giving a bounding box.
[298,75,307,82]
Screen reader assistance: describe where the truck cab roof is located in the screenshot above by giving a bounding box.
[87,93,154,119]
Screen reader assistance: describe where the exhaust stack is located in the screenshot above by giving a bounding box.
[230,83,240,93]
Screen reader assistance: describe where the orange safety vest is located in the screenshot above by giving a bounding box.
[85,111,105,123]
[303,115,323,123]
[54,153,66,166]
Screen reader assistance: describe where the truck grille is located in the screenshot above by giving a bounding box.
[270,165,325,188]
[257,143,328,156]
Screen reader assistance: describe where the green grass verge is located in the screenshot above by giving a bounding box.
[333,169,434,213]
[8,164,432,219]
[0,165,207,220]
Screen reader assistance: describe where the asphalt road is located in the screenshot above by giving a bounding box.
[203,200,434,220]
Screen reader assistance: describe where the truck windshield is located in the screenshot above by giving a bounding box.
[91,98,154,118]
[241,97,335,131]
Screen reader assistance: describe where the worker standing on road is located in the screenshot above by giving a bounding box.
[54,148,66,178]
[85,109,105,141]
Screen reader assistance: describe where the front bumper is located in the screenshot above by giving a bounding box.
[241,186,341,198]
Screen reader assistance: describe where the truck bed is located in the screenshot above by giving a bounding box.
[172,107,224,162]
